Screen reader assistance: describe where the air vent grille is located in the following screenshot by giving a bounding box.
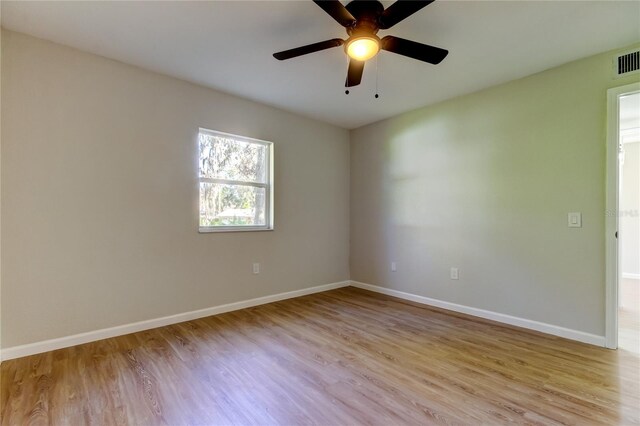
[616,50,640,76]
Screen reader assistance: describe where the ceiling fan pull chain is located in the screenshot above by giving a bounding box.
[375,54,380,99]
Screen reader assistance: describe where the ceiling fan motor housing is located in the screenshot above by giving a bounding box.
[345,0,384,37]
[344,0,384,58]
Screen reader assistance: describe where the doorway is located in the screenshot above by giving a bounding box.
[606,82,640,351]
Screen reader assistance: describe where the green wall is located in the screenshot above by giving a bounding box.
[350,43,640,337]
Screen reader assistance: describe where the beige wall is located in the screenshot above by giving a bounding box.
[350,44,640,337]
[1,30,350,348]
[2,27,639,350]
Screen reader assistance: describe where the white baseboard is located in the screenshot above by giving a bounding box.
[622,273,640,280]
[0,280,350,362]
[1,279,607,361]
[350,281,606,347]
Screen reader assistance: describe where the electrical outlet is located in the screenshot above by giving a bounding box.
[391,262,397,272]
[252,263,260,274]
[450,267,459,280]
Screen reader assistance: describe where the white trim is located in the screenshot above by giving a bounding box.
[198,128,273,147]
[351,281,606,347]
[622,273,640,280]
[197,128,274,233]
[199,177,268,188]
[0,281,350,362]
[199,226,273,233]
[620,127,640,145]
[605,82,640,349]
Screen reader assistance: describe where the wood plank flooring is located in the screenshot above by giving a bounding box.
[1,287,639,425]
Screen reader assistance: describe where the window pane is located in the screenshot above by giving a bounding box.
[199,183,266,227]
[199,133,267,183]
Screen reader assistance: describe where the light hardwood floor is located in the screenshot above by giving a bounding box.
[1,287,639,425]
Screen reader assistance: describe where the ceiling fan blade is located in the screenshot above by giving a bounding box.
[378,0,435,29]
[313,0,356,27]
[381,36,448,64]
[273,38,344,60]
[345,59,365,87]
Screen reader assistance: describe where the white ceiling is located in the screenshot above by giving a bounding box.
[2,1,639,129]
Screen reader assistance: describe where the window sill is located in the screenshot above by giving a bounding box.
[199,226,274,234]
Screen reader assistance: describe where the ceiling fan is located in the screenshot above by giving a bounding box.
[273,0,448,89]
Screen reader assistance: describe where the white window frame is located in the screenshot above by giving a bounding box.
[198,128,274,233]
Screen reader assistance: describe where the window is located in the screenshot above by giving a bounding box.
[198,129,273,232]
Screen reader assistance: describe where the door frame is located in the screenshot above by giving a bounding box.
[605,82,640,349]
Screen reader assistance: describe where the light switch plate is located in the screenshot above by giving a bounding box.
[568,212,582,228]
[450,267,459,280]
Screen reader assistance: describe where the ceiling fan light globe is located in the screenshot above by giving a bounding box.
[346,37,380,61]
